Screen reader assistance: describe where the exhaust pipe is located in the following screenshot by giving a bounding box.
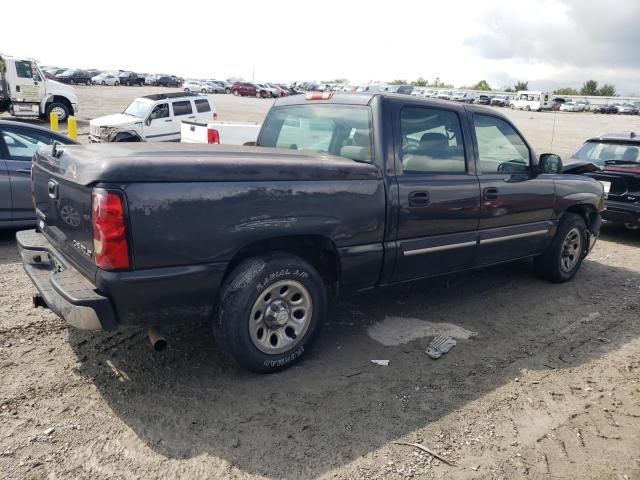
[148,327,167,352]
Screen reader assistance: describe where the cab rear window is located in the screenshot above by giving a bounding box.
[259,105,373,163]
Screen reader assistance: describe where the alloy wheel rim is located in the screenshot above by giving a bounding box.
[560,227,582,272]
[249,279,312,355]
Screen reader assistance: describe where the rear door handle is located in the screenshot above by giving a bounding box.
[409,191,430,207]
[482,187,499,201]
[164,119,172,122]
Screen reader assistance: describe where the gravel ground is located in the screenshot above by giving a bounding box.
[1,87,639,480]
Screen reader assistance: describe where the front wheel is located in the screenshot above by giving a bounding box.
[534,213,587,283]
[114,81,119,86]
[45,102,70,122]
[214,253,326,373]
[86,80,91,86]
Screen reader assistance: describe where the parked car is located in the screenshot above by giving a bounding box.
[266,83,289,97]
[436,90,453,100]
[55,69,92,86]
[451,91,476,103]
[20,93,604,374]
[256,83,279,98]
[490,95,511,107]
[592,104,618,114]
[422,89,438,98]
[155,75,179,87]
[477,95,491,105]
[616,104,638,115]
[89,92,216,142]
[568,132,640,229]
[204,82,226,94]
[208,80,232,93]
[117,71,145,86]
[230,82,267,97]
[0,120,77,228]
[183,81,214,94]
[411,88,424,96]
[92,73,120,86]
[560,102,580,112]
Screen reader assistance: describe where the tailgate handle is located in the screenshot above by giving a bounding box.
[47,180,59,199]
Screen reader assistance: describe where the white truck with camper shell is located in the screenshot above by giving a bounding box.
[89,92,216,142]
[0,54,78,122]
[511,91,552,112]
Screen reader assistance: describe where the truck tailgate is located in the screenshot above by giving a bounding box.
[32,146,98,281]
[181,120,261,145]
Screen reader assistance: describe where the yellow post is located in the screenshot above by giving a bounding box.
[49,111,59,132]
[68,116,77,140]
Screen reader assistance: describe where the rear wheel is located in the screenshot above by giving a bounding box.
[213,253,326,373]
[525,105,531,111]
[225,87,231,94]
[101,81,106,85]
[534,213,587,282]
[184,88,190,93]
[114,81,119,86]
[69,79,75,85]
[201,88,207,93]
[86,79,91,86]
[233,90,239,96]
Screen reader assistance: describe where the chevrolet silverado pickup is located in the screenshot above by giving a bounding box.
[18,92,605,373]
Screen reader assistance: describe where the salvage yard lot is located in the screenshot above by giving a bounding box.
[1,87,640,480]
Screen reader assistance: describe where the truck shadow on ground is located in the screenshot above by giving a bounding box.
[67,252,640,479]
[599,222,640,248]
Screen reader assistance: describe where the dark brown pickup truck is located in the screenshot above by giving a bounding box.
[18,93,605,373]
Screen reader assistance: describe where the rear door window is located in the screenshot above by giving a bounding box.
[194,99,211,113]
[260,105,373,163]
[399,107,466,174]
[172,100,193,116]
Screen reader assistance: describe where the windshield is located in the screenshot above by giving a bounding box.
[572,141,640,165]
[124,99,153,118]
[259,105,374,163]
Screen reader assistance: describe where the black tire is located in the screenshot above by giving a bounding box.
[225,87,231,94]
[86,80,91,86]
[201,88,207,94]
[45,102,70,122]
[214,253,327,373]
[69,79,75,85]
[184,88,190,93]
[114,81,120,86]
[534,213,587,283]
[233,90,239,96]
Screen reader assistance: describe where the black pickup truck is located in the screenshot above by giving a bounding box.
[17,93,605,373]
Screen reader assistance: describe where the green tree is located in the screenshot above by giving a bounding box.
[411,77,428,87]
[580,80,599,96]
[389,79,408,85]
[472,80,492,91]
[553,87,579,95]
[504,86,514,92]
[514,80,529,91]
[598,83,616,96]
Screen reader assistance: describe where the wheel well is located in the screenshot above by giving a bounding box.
[47,96,73,114]
[564,204,599,232]
[224,235,340,288]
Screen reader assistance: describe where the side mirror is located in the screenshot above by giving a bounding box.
[145,116,153,126]
[538,153,563,174]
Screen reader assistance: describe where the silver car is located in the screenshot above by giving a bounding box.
[0,120,77,228]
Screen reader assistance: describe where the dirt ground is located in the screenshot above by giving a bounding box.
[1,88,640,480]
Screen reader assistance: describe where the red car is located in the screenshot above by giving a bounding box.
[231,82,267,98]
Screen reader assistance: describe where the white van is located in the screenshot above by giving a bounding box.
[0,54,78,122]
[89,92,216,142]
[511,91,552,111]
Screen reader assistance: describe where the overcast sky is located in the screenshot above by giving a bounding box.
[2,0,639,94]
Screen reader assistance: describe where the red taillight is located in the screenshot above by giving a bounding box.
[305,92,334,100]
[91,190,130,270]
[207,128,220,144]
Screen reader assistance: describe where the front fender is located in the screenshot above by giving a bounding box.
[108,129,143,142]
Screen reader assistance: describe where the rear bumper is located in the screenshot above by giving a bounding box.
[17,229,116,330]
[17,229,228,331]
[602,200,640,225]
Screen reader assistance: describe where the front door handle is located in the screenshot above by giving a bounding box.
[164,119,172,122]
[16,168,31,174]
[482,187,499,201]
[409,191,430,207]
